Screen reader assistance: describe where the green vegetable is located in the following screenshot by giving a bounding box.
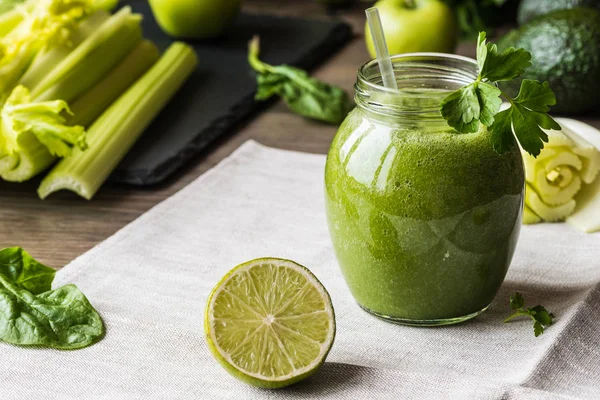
[0,0,26,15]
[0,0,92,96]
[504,292,554,337]
[248,36,353,125]
[0,86,86,157]
[517,0,600,25]
[25,6,143,103]
[440,32,560,157]
[0,247,104,349]
[0,6,145,182]
[38,42,198,200]
[0,85,87,182]
[69,40,160,127]
[498,8,600,115]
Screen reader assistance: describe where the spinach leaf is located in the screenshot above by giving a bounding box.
[248,36,354,125]
[0,247,56,294]
[0,247,104,349]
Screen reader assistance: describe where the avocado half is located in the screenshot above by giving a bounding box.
[518,0,600,25]
[499,7,600,115]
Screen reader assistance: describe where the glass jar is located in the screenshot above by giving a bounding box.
[325,54,524,326]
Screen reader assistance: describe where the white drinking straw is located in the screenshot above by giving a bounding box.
[365,7,398,90]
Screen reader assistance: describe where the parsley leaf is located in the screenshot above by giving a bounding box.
[504,292,555,337]
[248,36,353,125]
[440,32,560,157]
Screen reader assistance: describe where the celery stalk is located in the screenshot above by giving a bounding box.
[0,0,93,96]
[0,0,36,37]
[38,42,198,200]
[69,40,159,128]
[30,6,143,103]
[1,132,56,182]
[0,6,24,36]
[0,7,144,182]
[18,11,111,91]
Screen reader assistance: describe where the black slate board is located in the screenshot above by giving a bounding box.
[110,2,353,185]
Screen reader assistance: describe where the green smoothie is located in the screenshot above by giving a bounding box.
[325,108,524,323]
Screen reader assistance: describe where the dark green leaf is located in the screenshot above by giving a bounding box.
[269,65,354,125]
[0,247,104,349]
[477,82,502,126]
[509,292,525,310]
[440,83,480,133]
[489,107,514,154]
[480,45,531,82]
[530,305,554,326]
[505,292,554,337]
[0,247,55,294]
[514,80,557,112]
[534,112,561,131]
[248,36,353,125]
[533,321,544,337]
[476,32,488,72]
[511,103,549,157]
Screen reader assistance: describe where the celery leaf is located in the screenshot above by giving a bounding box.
[1,85,86,157]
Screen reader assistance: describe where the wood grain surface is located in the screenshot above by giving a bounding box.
[1,0,598,268]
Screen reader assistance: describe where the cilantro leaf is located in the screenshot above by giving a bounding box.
[504,292,554,337]
[440,32,560,157]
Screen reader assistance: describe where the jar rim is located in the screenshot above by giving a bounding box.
[354,52,479,124]
[357,52,478,95]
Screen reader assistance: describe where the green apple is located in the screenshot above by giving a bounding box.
[365,0,458,57]
[149,0,242,39]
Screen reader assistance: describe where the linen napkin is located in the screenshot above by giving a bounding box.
[1,141,599,400]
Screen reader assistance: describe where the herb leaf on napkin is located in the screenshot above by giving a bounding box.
[248,35,353,125]
[504,292,554,337]
[0,247,104,349]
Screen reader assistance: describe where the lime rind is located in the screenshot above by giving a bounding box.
[205,258,336,389]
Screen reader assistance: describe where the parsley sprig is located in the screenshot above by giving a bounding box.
[441,32,561,157]
[504,292,555,337]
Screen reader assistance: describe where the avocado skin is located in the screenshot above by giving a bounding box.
[518,0,600,25]
[498,8,600,115]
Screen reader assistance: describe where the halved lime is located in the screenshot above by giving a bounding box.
[204,258,336,389]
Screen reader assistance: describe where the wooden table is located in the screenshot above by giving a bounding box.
[1,0,598,268]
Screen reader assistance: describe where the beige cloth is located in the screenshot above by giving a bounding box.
[1,141,599,399]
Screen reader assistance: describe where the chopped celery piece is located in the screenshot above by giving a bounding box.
[0,7,143,182]
[19,11,110,91]
[38,42,198,200]
[523,205,541,225]
[1,132,56,181]
[0,0,26,15]
[0,85,86,181]
[525,183,575,222]
[30,6,143,103]
[0,0,92,95]
[70,40,159,127]
[567,178,600,233]
[0,0,31,36]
